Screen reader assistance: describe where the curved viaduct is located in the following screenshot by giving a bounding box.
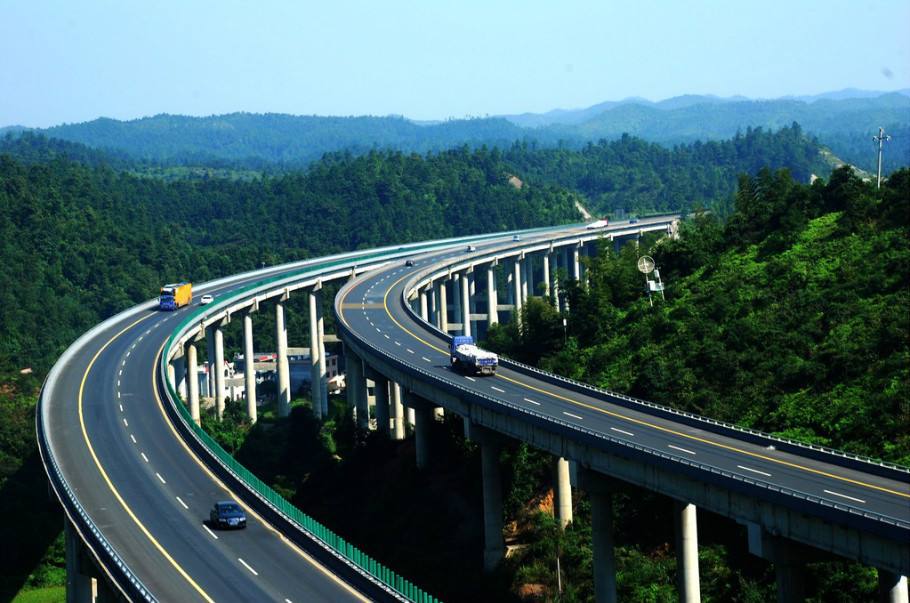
[40,216,908,603]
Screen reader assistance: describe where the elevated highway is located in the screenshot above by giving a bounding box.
[41,213,908,603]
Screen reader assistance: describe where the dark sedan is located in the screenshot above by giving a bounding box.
[210,500,247,529]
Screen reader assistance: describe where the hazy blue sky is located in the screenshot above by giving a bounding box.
[2,0,908,127]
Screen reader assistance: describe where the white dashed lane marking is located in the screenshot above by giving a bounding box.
[238,558,259,576]
[122,418,128,427]
[406,349,415,354]
[141,452,149,463]
[465,376,476,382]
[422,356,432,363]
[610,427,634,437]
[176,496,189,509]
[737,465,771,477]
[824,489,866,504]
[669,444,696,455]
[491,386,505,393]
[523,397,541,406]
[155,472,166,484]
[129,434,136,444]
[563,411,583,420]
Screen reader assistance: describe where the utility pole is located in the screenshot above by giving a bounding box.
[873,127,891,189]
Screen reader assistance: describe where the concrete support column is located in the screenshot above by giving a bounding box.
[407,393,434,470]
[674,502,701,603]
[460,272,471,336]
[513,260,523,325]
[65,520,93,603]
[214,326,225,419]
[428,286,437,326]
[879,571,909,603]
[591,488,617,603]
[438,279,449,332]
[345,349,365,427]
[308,289,323,419]
[542,252,551,299]
[520,257,529,302]
[554,456,573,528]
[481,438,505,572]
[775,558,807,603]
[486,264,499,325]
[316,296,327,417]
[186,342,200,425]
[390,382,405,440]
[572,246,581,282]
[205,328,215,397]
[275,301,291,417]
[419,288,429,322]
[452,276,462,326]
[551,252,560,309]
[373,374,390,435]
[243,312,257,424]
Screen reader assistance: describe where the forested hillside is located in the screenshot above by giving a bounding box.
[9,93,906,174]
[501,124,825,215]
[0,148,579,375]
[40,113,529,166]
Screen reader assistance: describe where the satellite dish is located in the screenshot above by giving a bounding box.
[637,256,655,274]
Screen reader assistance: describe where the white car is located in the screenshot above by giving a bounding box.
[512,234,521,241]
[200,294,214,305]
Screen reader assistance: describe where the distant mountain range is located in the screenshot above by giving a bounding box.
[2,88,908,172]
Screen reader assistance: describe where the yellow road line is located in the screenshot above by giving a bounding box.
[78,314,215,603]
[339,269,910,501]
[151,344,371,602]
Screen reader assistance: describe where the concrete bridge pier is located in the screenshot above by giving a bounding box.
[550,251,560,309]
[367,370,390,435]
[404,392,436,469]
[345,348,367,429]
[674,501,701,603]
[213,323,226,419]
[275,299,291,417]
[419,288,429,322]
[242,309,257,424]
[428,286,437,326]
[879,571,909,603]
[541,251,551,299]
[65,520,116,603]
[460,271,471,336]
[466,423,506,572]
[554,456,573,528]
[308,286,325,419]
[513,259,523,326]
[437,279,449,332]
[486,262,499,325]
[186,342,200,425]
[170,344,186,401]
[390,382,405,440]
[581,470,618,603]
